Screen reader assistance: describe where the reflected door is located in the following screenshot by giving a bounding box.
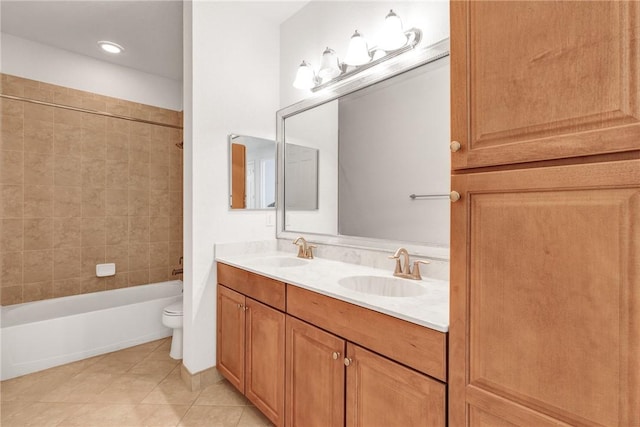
[231,143,246,209]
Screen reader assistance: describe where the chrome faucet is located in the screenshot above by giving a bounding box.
[388,248,429,280]
[293,237,316,259]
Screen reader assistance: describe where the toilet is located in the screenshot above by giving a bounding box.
[162,300,183,359]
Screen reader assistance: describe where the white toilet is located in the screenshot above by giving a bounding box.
[162,300,183,359]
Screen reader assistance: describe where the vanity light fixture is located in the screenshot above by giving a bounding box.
[292,9,421,92]
[98,40,124,54]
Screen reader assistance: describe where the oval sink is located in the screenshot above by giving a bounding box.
[252,256,308,268]
[338,275,426,297]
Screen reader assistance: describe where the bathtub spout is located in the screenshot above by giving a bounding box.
[172,268,183,276]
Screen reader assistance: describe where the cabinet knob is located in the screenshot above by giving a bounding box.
[344,357,352,367]
[450,191,461,202]
[450,141,462,152]
[237,303,243,309]
[332,352,340,360]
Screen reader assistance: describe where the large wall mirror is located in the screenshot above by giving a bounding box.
[277,39,450,258]
[229,134,276,210]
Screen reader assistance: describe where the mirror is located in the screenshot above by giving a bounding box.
[284,143,319,210]
[277,38,450,257]
[228,134,276,210]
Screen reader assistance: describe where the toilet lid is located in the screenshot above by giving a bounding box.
[164,301,183,315]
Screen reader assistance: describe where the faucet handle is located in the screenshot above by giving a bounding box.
[306,245,316,259]
[410,260,430,280]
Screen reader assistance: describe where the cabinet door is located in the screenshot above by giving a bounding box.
[449,160,640,426]
[345,343,445,427]
[285,316,345,427]
[216,284,245,392]
[245,298,285,427]
[451,1,640,169]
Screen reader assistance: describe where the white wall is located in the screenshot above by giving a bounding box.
[1,33,182,110]
[184,1,280,374]
[280,1,450,107]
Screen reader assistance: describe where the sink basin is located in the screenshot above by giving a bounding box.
[252,256,308,268]
[338,275,426,297]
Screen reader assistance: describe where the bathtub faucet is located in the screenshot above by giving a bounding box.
[172,256,183,276]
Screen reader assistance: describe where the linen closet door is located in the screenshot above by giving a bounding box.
[449,1,640,426]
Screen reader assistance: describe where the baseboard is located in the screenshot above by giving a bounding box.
[180,363,223,391]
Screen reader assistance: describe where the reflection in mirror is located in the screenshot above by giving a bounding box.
[284,144,319,210]
[278,39,450,254]
[228,134,276,210]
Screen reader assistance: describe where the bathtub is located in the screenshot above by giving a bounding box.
[0,280,182,380]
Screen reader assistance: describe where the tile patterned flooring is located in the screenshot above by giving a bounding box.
[0,338,273,427]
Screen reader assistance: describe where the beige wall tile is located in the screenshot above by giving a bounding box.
[105,216,128,246]
[106,117,130,134]
[24,119,54,153]
[82,128,106,160]
[128,163,149,190]
[24,151,54,184]
[129,216,149,243]
[106,133,129,161]
[106,272,129,290]
[54,108,82,126]
[149,163,169,191]
[169,192,183,217]
[169,216,183,242]
[23,281,53,302]
[129,138,150,164]
[82,246,106,277]
[105,160,129,189]
[129,269,150,286]
[106,244,129,273]
[149,217,169,242]
[1,116,24,151]
[81,187,106,217]
[23,249,53,283]
[1,150,24,184]
[106,102,131,118]
[81,276,106,294]
[81,158,106,187]
[53,278,82,297]
[53,247,82,280]
[54,92,83,108]
[129,243,149,271]
[1,98,24,117]
[169,242,183,268]
[130,121,151,136]
[53,217,82,248]
[1,218,23,252]
[53,186,81,217]
[81,113,106,131]
[149,190,169,217]
[54,155,82,186]
[149,242,169,269]
[24,103,54,122]
[24,218,53,250]
[1,185,23,218]
[129,190,149,216]
[0,251,23,286]
[24,185,53,218]
[54,123,82,156]
[1,285,23,305]
[81,217,105,247]
[105,189,128,216]
[150,268,169,283]
[82,97,106,112]
[151,125,171,141]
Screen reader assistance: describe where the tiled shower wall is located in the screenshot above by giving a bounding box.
[0,74,183,305]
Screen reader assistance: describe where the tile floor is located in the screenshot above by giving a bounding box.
[0,338,273,427]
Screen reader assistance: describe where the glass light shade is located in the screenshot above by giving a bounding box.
[98,40,124,54]
[318,47,342,81]
[378,10,407,51]
[344,30,371,66]
[293,61,316,90]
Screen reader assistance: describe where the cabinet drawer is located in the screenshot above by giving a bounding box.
[287,285,447,381]
[217,263,286,311]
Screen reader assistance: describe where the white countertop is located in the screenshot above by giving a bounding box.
[215,251,449,333]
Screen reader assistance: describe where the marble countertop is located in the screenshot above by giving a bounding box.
[215,251,449,333]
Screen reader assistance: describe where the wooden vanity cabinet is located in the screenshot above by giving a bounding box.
[217,264,286,427]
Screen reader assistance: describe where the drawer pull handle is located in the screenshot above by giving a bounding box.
[344,358,352,367]
[332,352,340,360]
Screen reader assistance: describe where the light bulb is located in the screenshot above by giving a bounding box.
[344,30,371,66]
[318,47,342,82]
[98,41,124,54]
[293,61,316,90]
[379,10,407,51]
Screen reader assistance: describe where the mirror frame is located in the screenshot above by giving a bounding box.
[276,37,450,259]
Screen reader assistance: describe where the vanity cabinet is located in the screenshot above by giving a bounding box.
[285,315,446,427]
[217,265,286,427]
[450,2,640,426]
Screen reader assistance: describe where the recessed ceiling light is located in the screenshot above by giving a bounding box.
[98,41,124,54]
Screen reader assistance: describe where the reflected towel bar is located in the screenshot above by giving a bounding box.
[409,193,450,200]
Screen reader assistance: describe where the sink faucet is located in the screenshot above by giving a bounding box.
[293,237,316,259]
[388,247,430,280]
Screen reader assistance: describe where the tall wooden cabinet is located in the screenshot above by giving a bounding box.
[449,2,640,426]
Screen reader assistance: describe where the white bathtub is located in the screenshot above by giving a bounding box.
[0,280,182,380]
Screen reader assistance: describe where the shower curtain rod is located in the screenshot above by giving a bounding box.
[0,93,183,130]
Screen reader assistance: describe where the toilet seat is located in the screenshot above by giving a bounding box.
[163,302,183,316]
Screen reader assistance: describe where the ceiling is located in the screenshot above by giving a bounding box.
[1,1,308,82]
